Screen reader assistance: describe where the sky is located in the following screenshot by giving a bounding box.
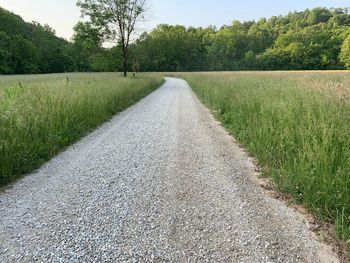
[1,0,350,40]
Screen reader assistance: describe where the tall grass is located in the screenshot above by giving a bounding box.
[0,73,163,186]
[181,72,350,244]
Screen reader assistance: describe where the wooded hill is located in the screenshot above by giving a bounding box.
[133,7,350,71]
[0,7,119,74]
[1,6,350,74]
[0,7,73,74]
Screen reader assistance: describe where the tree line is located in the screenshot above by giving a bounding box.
[132,7,350,71]
[1,6,350,74]
[0,7,120,74]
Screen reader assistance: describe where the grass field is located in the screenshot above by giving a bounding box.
[1,71,349,248]
[178,71,350,245]
[0,73,163,186]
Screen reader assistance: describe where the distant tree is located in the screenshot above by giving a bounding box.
[0,7,24,35]
[241,51,257,69]
[7,35,38,74]
[132,60,140,73]
[91,46,123,72]
[77,0,148,77]
[0,31,11,73]
[0,7,76,74]
[30,22,72,73]
[307,7,332,25]
[207,27,248,70]
[69,21,103,71]
[340,34,350,69]
[73,21,103,47]
[247,21,275,53]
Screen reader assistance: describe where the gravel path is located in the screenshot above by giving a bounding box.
[0,78,339,262]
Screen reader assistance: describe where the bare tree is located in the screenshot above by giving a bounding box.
[77,0,147,77]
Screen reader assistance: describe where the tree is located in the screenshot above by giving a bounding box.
[7,35,38,74]
[0,31,11,74]
[77,0,148,77]
[29,22,73,73]
[340,34,350,69]
[0,7,76,74]
[69,21,104,71]
[73,21,103,47]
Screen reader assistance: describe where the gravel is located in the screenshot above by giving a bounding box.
[0,77,339,262]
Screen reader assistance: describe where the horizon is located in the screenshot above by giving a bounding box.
[0,0,350,40]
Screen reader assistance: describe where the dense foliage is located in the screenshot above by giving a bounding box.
[2,6,350,73]
[0,7,118,74]
[0,7,72,74]
[131,7,350,71]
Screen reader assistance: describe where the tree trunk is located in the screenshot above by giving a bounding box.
[123,50,128,77]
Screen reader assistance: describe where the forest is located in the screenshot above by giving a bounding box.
[1,6,350,74]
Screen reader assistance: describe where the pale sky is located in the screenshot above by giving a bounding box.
[1,0,350,41]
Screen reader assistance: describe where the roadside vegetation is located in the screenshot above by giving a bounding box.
[180,71,350,245]
[0,73,163,186]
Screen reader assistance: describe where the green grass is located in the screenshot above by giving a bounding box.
[179,71,350,245]
[0,72,163,186]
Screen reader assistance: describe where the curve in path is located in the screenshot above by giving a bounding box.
[0,78,338,262]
